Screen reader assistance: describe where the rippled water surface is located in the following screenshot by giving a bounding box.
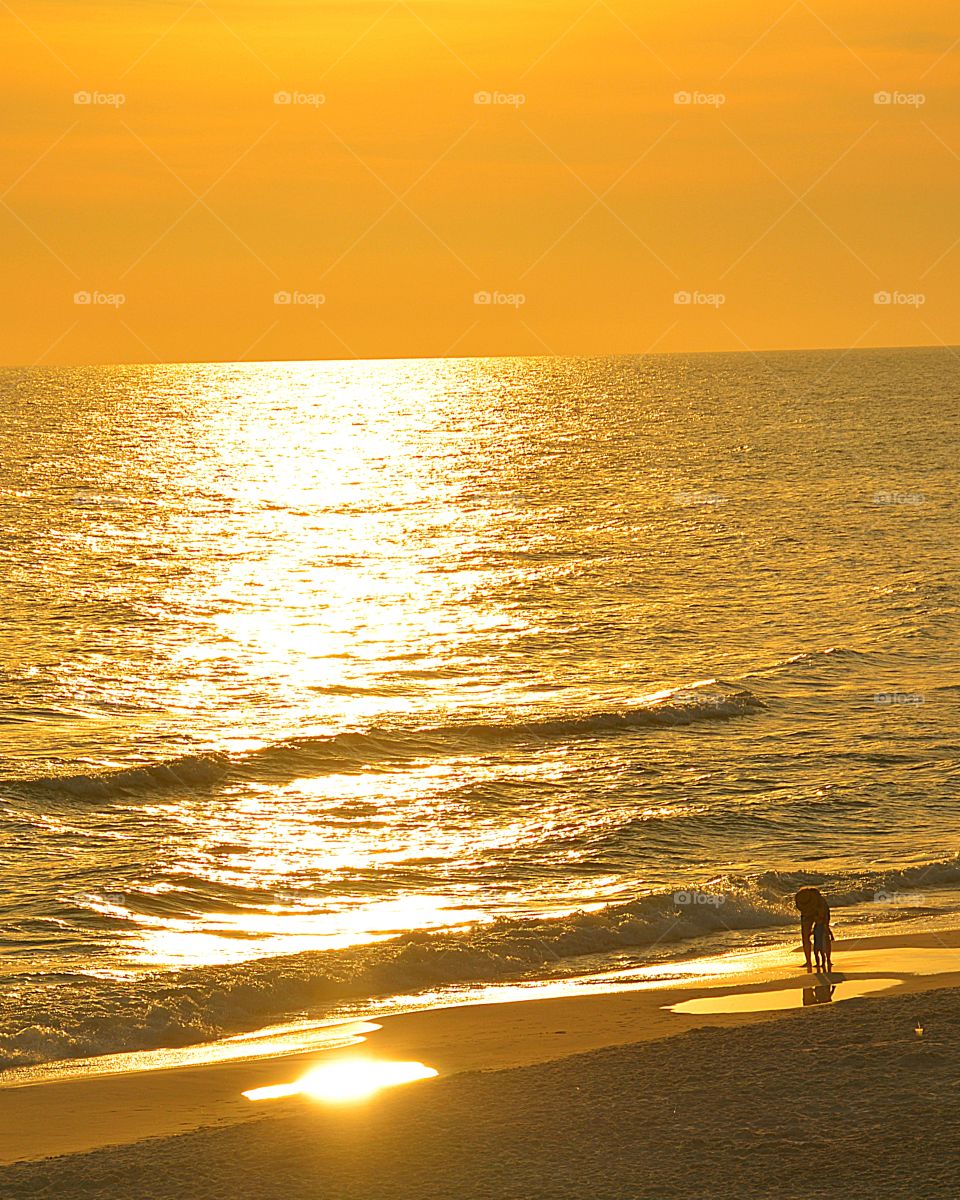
[1,349,958,1067]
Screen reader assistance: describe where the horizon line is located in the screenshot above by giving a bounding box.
[2,340,957,373]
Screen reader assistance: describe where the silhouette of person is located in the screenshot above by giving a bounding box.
[812,914,833,972]
[794,886,831,972]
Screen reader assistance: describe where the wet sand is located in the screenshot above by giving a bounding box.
[4,929,960,1197]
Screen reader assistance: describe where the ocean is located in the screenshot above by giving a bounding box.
[2,347,958,1072]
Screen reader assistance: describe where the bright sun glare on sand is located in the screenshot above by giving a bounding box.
[243,1058,439,1104]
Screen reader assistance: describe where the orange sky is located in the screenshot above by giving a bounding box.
[1,0,958,365]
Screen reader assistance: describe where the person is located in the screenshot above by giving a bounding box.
[794,886,832,972]
[812,913,833,972]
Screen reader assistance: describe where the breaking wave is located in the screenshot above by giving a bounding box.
[740,856,960,908]
[0,883,787,1071]
[3,850,959,1072]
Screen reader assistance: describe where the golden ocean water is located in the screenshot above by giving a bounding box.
[1,348,958,1069]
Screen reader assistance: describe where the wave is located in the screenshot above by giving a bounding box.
[742,646,865,678]
[0,883,788,1071]
[10,683,766,801]
[21,753,231,799]
[3,851,959,1072]
[740,855,960,908]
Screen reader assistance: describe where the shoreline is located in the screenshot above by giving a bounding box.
[5,926,960,1167]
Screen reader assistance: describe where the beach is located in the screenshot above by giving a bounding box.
[5,0,959,1188]
[5,927,960,1198]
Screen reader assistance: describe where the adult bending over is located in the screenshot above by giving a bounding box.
[794,886,831,972]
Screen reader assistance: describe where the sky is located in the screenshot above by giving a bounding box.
[1,0,958,365]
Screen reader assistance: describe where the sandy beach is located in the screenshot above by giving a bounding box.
[4,928,960,1198]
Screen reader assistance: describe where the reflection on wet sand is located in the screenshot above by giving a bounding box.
[802,983,836,1006]
[666,975,900,1016]
[0,1020,385,1089]
[243,1058,438,1104]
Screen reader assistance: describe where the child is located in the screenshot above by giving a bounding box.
[812,915,833,973]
